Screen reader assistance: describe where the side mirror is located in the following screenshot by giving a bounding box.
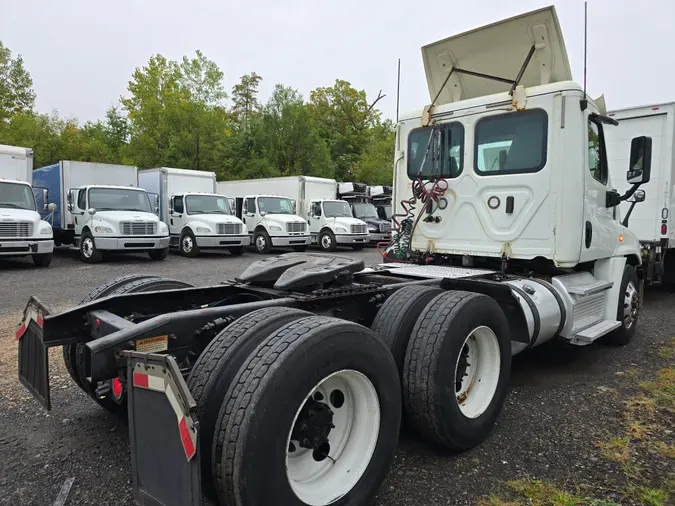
[627,136,652,185]
[41,189,49,211]
[169,197,174,215]
[88,208,96,216]
[631,189,646,203]
[67,190,74,212]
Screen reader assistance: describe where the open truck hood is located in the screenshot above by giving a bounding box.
[422,5,572,105]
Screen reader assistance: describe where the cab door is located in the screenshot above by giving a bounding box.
[308,201,323,236]
[579,114,618,262]
[168,195,185,237]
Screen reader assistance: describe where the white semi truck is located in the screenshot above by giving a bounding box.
[216,178,312,254]
[139,167,249,257]
[604,102,675,285]
[15,7,657,506]
[0,144,54,267]
[33,161,170,263]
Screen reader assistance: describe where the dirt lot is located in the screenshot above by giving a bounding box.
[0,249,673,506]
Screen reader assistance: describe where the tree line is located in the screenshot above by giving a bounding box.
[0,42,395,185]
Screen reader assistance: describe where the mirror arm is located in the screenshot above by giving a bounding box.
[607,183,642,208]
[622,201,638,228]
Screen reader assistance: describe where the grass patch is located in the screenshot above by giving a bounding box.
[626,485,670,506]
[596,437,630,463]
[653,441,675,459]
[640,368,675,413]
[658,338,675,360]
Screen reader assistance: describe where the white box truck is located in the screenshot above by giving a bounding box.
[139,167,250,257]
[605,102,675,284]
[33,161,170,263]
[0,144,54,267]
[216,178,312,254]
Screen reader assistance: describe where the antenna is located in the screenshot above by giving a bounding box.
[581,1,588,111]
[396,58,401,123]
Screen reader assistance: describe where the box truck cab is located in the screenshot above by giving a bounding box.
[33,161,169,263]
[369,185,393,221]
[338,182,391,243]
[0,144,54,267]
[139,167,249,257]
[217,178,312,254]
[604,103,675,285]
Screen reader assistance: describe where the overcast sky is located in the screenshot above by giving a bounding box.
[1,0,673,123]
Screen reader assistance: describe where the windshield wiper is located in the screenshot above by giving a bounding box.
[0,203,24,209]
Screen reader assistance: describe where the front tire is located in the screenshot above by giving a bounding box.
[148,247,169,261]
[213,316,401,506]
[228,246,245,256]
[602,265,640,346]
[403,291,511,451]
[179,230,199,257]
[319,229,337,252]
[79,231,102,263]
[32,252,53,267]
[254,229,272,254]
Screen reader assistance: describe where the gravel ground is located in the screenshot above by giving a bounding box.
[0,249,673,505]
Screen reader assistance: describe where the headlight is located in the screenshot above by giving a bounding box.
[40,226,52,235]
[196,227,211,233]
[94,226,113,233]
[159,224,168,233]
[335,226,348,233]
[368,226,377,232]
[269,225,283,231]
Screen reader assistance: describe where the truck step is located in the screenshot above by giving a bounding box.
[576,320,622,342]
[567,279,613,296]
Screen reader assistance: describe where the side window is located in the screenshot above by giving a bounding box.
[408,122,464,179]
[77,190,86,210]
[311,202,321,216]
[474,109,548,175]
[246,197,256,214]
[174,196,184,214]
[588,120,608,185]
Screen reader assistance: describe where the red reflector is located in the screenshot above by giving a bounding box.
[609,113,615,116]
[652,107,660,110]
[37,314,44,327]
[15,323,26,340]
[179,417,196,460]
[95,319,100,329]
[133,372,149,388]
[661,224,667,235]
[112,378,123,397]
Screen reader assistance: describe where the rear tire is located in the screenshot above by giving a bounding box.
[213,316,401,506]
[148,247,169,261]
[403,291,511,451]
[187,307,311,497]
[228,246,245,256]
[602,265,640,346]
[32,252,53,267]
[74,277,193,415]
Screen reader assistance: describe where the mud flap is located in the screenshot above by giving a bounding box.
[122,351,202,506]
[16,297,51,410]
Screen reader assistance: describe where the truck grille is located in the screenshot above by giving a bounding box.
[217,223,242,235]
[379,223,391,233]
[286,222,307,233]
[351,224,368,234]
[120,222,157,236]
[0,221,33,238]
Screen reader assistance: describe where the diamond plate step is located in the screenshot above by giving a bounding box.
[567,279,613,296]
[576,320,622,342]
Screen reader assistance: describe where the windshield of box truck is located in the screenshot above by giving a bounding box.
[258,196,295,215]
[377,205,392,220]
[352,203,379,219]
[88,188,152,212]
[0,182,36,210]
[186,195,232,215]
[323,201,352,217]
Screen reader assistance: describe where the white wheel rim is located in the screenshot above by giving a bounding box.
[286,370,380,505]
[454,326,501,419]
[623,281,638,329]
[321,235,331,249]
[182,236,193,252]
[82,238,93,258]
[256,235,266,251]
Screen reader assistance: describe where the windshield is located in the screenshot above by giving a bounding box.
[323,201,352,218]
[186,195,232,215]
[88,188,152,212]
[352,203,379,219]
[378,205,392,220]
[258,196,295,215]
[0,182,36,211]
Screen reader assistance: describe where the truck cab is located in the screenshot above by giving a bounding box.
[0,144,54,267]
[168,192,249,256]
[338,183,391,243]
[237,194,311,254]
[306,199,370,251]
[67,185,170,263]
[369,185,393,221]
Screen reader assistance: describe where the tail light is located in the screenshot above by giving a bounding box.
[661,224,667,235]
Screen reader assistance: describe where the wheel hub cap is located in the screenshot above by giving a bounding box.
[256,236,265,250]
[183,237,193,252]
[623,281,639,329]
[83,239,93,257]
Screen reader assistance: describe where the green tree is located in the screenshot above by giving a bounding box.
[0,41,36,122]
[231,72,262,128]
[103,106,129,163]
[353,120,395,185]
[259,84,333,178]
[309,79,385,180]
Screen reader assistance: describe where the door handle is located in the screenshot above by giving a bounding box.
[505,196,514,214]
